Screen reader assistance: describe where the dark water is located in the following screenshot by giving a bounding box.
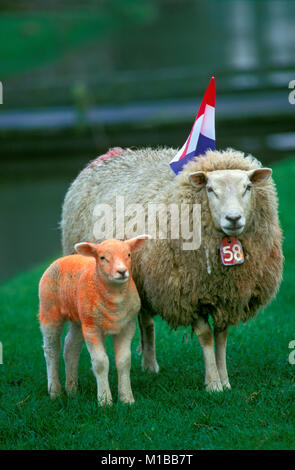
[1,128,294,285]
[3,0,295,108]
[0,179,68,280]
[1,0,295,283]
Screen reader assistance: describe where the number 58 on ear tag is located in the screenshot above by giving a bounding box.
[220,237,244,266]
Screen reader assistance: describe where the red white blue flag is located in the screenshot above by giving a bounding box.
[169,76,215,175]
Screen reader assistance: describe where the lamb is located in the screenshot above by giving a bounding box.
[61,147,283,392]
[39,236,149,405]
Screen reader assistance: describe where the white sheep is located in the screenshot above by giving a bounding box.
[61,147,283,392]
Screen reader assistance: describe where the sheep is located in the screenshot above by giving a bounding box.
[39,236,149,405]
[61,147,283,392]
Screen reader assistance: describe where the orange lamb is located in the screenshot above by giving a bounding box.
[39,236,149,405]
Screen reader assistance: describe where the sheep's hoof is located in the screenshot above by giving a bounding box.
[120,395,135,405]
[98,395,113,407]
[205,380,223,392]
[222,381,231,390]
[65,381,78,396]
[136,344,142,355]
[142,357,160,374]
[49,383,62,399]
[98,399,113,407]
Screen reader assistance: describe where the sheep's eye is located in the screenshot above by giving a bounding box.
[207,186,218,197]
[100,256,105,260]
[243,184,252,196]
[128,253,131,257]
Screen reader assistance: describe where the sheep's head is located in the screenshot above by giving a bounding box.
[189,168,272,236]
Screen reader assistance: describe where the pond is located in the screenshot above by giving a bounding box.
[1,0,295,282]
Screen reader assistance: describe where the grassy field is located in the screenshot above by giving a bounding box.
[0,156,295,450]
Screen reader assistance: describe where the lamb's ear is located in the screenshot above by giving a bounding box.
[189,171,208,190]
[248,168,272,184]
[126,234,150,252]
[75,242,97,258]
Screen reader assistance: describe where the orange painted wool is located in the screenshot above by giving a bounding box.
[39,254,120,334]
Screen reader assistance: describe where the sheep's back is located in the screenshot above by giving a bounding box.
[61,147,176,254]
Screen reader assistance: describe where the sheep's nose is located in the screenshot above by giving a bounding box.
[225,215,241,224]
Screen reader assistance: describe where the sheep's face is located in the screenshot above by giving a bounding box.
[190,168,272,236]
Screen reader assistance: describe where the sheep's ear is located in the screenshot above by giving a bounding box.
[248,168,272,184]
[75,242,97,258]
[126,234,150,252]
[189,171,208,189]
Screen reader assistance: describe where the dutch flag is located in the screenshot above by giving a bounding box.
[169,76,216,175]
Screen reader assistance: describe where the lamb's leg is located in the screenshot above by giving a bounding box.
[194,316,222,392]
[41,322,64,399]
[63,321,84,395]
[214,326,231,390]
[84,330,112,406]
[138,310,159,373]
[113,320,136,404]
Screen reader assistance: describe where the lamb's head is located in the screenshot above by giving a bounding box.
[74,235,149,284]
[190,168,272,236]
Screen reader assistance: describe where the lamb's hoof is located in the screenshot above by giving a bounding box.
[49,383,62,399]
[136,344,142,355]
[142,357,160,373]
[205,380,223,392]
[222,381,231,390]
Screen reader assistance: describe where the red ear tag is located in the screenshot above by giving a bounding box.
[220,237,244,266]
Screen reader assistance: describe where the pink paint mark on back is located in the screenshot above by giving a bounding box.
[98,147,125,162]
[87,147,127,169]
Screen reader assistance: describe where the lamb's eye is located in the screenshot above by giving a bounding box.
[100,256,105,260]
[128,253,131,257]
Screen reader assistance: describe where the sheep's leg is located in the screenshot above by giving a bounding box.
[138,310,159,373]
[41,322,64,399]
[63,321,84,395]
[194,317,223,392]
[214,327,231,390]
[84,330,112,406]
[113,320,136,404]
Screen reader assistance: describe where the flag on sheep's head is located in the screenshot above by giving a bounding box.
[169,76,216,175]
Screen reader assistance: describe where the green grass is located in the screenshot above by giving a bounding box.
[1,157,295,450]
